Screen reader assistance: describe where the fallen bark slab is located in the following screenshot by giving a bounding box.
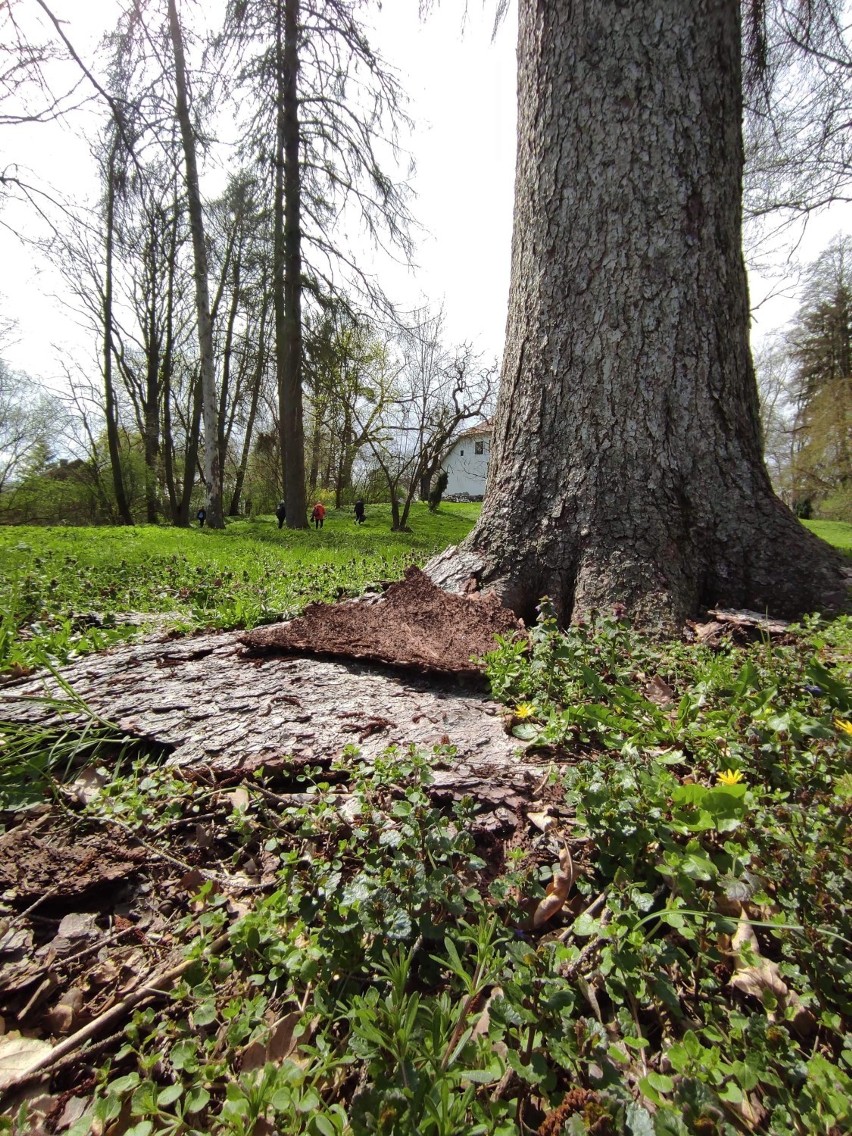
[239,566,524,677]
[0,627,550,831]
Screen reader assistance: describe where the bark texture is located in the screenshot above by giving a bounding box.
[274,0,308,528]
[427,0,845,632]
[103,135,133,526]
[0,634,540,827]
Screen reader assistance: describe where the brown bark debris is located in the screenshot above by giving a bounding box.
[239,566,525,676]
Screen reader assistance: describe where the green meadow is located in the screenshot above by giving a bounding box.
[0,503,480,674]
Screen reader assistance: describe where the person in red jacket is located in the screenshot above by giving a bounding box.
[311,502,326,529]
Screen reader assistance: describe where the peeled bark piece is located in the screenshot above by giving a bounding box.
[425,0,846,632]
[240,566,524,676]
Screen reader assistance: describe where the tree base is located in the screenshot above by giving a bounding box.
[426,506,849,635]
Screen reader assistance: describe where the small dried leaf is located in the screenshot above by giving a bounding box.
[178,868,206,892]
[267,1011,302,1062]
[730,959,788,1003]
[195,823,215,850]
[731,1091,767,1130]
[0,1034,52,1089]
[728,907,807,1025]
[56,1095,89,1131]
[226,787,250,812]
[532,847,574,927]
[470,986,502,1040]
[643,675,676,706]
[532,892,566,928]
[241,1011,303,1072]
[527,810,554,832]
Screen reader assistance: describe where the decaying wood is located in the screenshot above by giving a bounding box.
[241,566,524,677]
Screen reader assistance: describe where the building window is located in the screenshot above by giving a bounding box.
[475,440,484,455]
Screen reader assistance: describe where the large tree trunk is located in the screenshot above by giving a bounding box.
[167,0,223,529]
[427,0,845,632]
[274,0,308,528]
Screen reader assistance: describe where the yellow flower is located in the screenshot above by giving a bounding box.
[514,702,538,720]
[717,768,744,786]
[834,717,852,737]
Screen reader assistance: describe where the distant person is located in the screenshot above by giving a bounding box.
[354,499,365,525]
[196,507,206,528]
[275,500,286,529]
[311,502,326,529]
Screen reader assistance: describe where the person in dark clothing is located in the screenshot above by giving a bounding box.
[275,500,286,529]
[196,507,206,528]
[354,499,365,525]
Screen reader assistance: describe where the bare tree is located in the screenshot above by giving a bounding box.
[360,310,494,531]
[166,0,223,528]
[745,1,852,227]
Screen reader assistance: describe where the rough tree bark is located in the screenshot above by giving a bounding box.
[274,0,308,528]
[427,0,845,632]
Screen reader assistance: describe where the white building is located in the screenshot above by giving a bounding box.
[442,422,492,499]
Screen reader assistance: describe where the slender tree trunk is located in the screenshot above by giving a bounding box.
[428,0,844,631]
[162,198,179,522]
[229,293,270,516]
[143,246,161,525]
[274,0,307,527]
[176,374,203,527]
[103,136,133,526]
[167,0,223,529]
[217,256,242,502]
[389,491,401,531]
[334,415,354,507]
[307,419,322,494]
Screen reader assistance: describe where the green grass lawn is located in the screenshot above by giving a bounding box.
[0,505,848,676]
[803,518,852,554]
[0,503,481,673]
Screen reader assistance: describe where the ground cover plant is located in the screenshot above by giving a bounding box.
[0,504,480,678]
[0,517,850,1134]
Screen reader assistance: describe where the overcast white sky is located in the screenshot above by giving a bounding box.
[0,0,847,382]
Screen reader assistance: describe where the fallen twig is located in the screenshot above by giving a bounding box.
[3,930,231,1093]
[93,814,268,892]
[7,883,63,929]
[558,888,608,941]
